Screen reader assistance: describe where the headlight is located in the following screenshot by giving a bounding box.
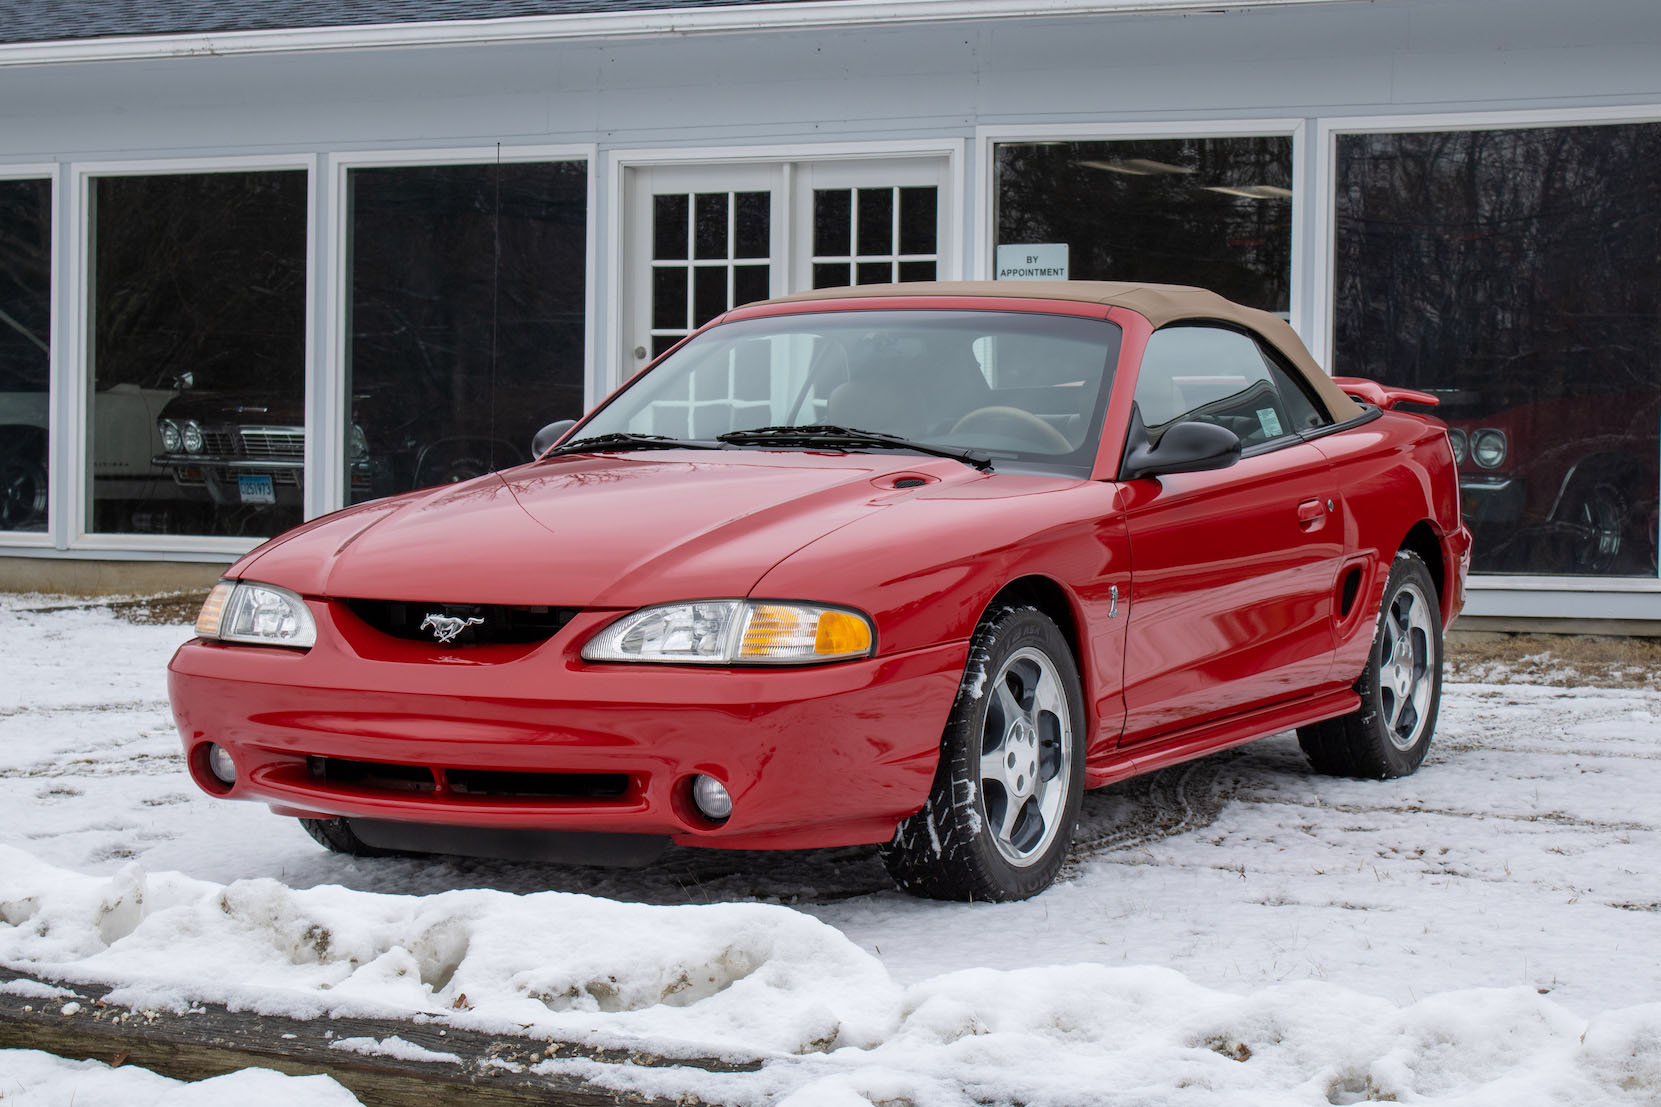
[182,420,205,453]
[1447,427,1467,465]
[1471,428,1507,469]
[582,600,873,665]
[195,580,316,649]
[159,419,183,453]
[349,423,370,464]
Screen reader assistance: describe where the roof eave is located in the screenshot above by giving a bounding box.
[0,0,1361,68]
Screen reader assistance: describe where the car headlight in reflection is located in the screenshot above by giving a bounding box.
[1447,427,1467,465]
[159,419,183,453]
[349,423,370,464]
[582,600,874,665]
[195,580,316,649]
[1471,428,1507,470]
[182,420,205,454]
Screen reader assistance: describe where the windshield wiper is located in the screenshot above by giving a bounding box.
[717,425,993,471]
[546,432,723,457]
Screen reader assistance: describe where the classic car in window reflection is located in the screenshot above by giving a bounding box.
[0,382,180,531]
[1446,393,1660,576]
[167,282,1469,902]
[151,387,536,518]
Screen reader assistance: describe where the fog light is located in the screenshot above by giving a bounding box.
[206,743,237,786]
[691,774,732,821]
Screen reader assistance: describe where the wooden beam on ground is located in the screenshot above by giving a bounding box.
[0,969,763,1105]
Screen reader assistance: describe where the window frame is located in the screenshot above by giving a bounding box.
[0,162,58,550]
[1314,104,1661,598]
[974,119,1309,335]
[1134,320,1336,460]
[68,155,315,556]
[325,144,597,519]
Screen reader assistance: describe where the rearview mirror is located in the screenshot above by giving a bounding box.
[1119,406,1241,481]
[531,419,577,457]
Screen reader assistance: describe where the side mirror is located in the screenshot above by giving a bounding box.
[1119,405,1241,481]
[531,419,577,457]
[172,371,194,391]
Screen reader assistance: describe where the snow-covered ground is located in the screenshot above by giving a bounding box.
[1,595,1658,1105]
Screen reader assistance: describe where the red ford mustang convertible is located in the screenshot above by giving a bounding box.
[169,282,1470,900]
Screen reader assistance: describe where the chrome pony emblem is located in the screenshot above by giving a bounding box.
[421,613,484,643]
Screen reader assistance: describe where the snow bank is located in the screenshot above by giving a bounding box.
[0,1049,358,1106]
[0,844,901,1059]
[3,847,1656,1105]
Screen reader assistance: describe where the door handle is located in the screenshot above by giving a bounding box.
[1297,498,1326,527]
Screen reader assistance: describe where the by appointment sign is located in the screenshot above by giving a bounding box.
[996,243,1069,280]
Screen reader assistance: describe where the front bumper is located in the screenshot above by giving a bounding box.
[1459,475,1525,525]
[168,604,966,850]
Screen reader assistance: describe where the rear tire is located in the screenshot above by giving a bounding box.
[1299,551,1442,779]
[881,606,1085,901]
[299,817,402,857]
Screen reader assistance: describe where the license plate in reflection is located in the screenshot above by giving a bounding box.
[238,474,276,504]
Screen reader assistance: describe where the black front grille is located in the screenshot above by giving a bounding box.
[307,756,632,803]
[344,599,578,646]
[447,769,630,799]
[309,756,435,793]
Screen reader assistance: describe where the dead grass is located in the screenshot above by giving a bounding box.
[1447,631,1661,689]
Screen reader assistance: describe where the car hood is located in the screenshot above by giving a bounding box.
[157,389,302,425]
[237,450,992,606]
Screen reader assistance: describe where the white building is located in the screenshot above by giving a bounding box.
[1,0,1658,630]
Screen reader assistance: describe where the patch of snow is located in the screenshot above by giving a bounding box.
[0,1049,359,1106]
[329,1035,462,1064]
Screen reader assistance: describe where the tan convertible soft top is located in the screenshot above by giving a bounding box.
[759,280,1364,423]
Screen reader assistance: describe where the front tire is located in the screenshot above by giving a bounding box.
[881,606,1085,901]
[1299,551,1442,778]
[299,817,402,857]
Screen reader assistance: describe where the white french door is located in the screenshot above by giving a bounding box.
[621,156,951,383]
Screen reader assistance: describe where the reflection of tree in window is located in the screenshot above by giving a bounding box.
[1334,124,1661,577]
[995,137,1292,314]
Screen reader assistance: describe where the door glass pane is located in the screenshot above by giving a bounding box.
[650,190,771,353]
[92,171,306,537]
[814,189,850,257]
[694,193,729,260]
[652,194,688,260]
[0,178,51,533]
[347,161,587,503]
[734,192,769,259]
[899,187,938,256]
[1335,124,1661,577]
[857,187,893,257]
[995,136,1292,314]
[813,186,938,289]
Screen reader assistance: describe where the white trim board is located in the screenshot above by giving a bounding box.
[0,0,1354,68]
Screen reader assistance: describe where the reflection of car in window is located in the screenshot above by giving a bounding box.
[1444,393,1660,576]
[150,384,534,515]
[0,382,179,531]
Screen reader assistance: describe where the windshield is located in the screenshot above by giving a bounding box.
[581,309,1121,476]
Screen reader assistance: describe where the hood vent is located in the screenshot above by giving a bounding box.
[342,598,578,646]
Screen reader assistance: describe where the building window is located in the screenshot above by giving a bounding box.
[1334,123,1661,578]
[89,170,307,538]
[0,177,51,533]
[346,161,588,501]
[994,136,1293,314]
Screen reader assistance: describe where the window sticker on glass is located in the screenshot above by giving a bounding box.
[1256,408,1283,437]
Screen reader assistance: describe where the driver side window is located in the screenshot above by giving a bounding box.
[1135,324,1330,449]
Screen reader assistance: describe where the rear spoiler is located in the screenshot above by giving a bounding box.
[1331,376,1440,410]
